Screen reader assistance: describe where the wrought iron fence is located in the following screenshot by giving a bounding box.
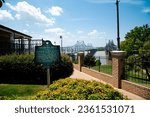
[84,54,112,75]
[0,39,42,55]
[124,52,150,87]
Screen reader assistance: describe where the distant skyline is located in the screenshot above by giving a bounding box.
[0,0,150,47]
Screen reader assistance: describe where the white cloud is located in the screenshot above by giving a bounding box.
[143,8,150,13]
[33,28,107,47]
[45,28,64,34]
[86,29,107,46]
[15,14,21,20]
[77,30,84,34]
[26,24,30,27]
[22,29,29,34]
[0,10,14,20]
[6,1,55,25]
[88,29,106,37]
[88,29,98,36]
[48,6,63,16]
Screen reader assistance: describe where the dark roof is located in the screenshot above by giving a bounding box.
[0,24,32,39]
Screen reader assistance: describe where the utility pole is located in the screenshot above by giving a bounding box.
[116,0,120,50]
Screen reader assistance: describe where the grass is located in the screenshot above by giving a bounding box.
[126,70,150,87]
[91,65,112,75]
[126,77,150,87]
[0,84,47,99]
[0,78,126,100]
[92,65,150,87]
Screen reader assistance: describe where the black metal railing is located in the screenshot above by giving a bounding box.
[124,53,150,87]
[0,39,42,55]
[84,55,112,75]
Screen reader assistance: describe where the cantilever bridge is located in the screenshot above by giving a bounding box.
[19,39,94,54]
[62,41,94,54]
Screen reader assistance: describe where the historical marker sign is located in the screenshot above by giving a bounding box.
[35,40,60,87]
[35,40,60,66]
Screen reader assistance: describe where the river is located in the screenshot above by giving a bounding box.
[84,51,110,65]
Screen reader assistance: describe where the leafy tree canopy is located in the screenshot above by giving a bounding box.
[121,24,150,79]
[121,24,150,56]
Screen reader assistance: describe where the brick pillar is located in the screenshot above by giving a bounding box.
[77,52,84,71]
[111,51,126,88]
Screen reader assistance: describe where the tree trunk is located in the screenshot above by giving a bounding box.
[145,67,150,80]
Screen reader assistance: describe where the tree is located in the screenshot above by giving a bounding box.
[140,40,150,79]
[84,53,96,68]
[121,24,150,80]
[121,24,150,56]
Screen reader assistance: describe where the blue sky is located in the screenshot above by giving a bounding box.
[0,0,150,47]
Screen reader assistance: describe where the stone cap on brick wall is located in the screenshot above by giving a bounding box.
[111,51,126,58]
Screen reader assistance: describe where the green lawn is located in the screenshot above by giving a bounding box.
[0,78,126,100]
[126,70,150,87]
[91,65,150,87]
[91,65,112,75]
[126,77,150,87]
[0,84,47,99]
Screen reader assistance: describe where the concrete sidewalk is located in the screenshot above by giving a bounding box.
[70,69,145,100]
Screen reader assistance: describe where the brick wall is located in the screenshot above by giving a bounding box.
[75,51,150,99]
[122,80,150,99]
[81,67,113,85]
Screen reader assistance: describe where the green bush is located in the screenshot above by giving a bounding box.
[0,53,34,63]
[84,54,96,67]
[95,59,101,66]
[0,53,73,84]
[32,78,125,100]
[50,53,73,82]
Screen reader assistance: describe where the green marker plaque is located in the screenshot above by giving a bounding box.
[35,40,60,87]
[35,40,60,66]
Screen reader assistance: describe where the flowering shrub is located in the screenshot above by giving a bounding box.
[32,78,125,100]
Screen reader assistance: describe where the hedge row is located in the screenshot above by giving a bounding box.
[0,53,73,84]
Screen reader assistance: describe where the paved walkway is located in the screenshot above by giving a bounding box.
[70,69,145,100]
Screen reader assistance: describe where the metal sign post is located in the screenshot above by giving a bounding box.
[47,66,50,87]
[35,40,60,87]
